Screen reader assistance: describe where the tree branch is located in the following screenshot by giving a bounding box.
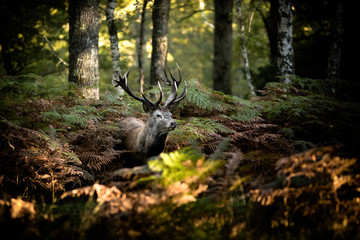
[40,32,69,67]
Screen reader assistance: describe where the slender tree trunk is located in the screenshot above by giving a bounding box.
[259,0,279,63]
[327,0,344,80]
[69,0,99,100]
[277,0,294,84]
[138,0,149,90]
[213,0,233,94]
[150,0,170,86]
[236,0,255,97]
[105,0,123,95]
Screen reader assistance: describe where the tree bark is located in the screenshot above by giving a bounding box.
[69,0,99,100]
[105,0,123,95]
[327,0,344,80]
[236,0,255,97]
[277,0,294,84]
[258,0,279,63]
[106,1,121,84]
[150,0,170,86]
[138,0,149,90]
[213,0,233,95]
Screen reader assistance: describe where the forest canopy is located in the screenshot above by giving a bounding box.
[0,0,359,240]
[1,0,357,97]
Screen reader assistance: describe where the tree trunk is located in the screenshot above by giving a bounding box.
[327,0,344,80]
[277,0,294,84]
[236,0,255,97]
[150,0,170,86]
[259,0,279,63]
[138,0,149,90]
[213,0,233,95]
[105,0,122,95]
[69,0,99,100]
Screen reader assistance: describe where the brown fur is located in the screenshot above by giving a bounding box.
[119,117,145,152]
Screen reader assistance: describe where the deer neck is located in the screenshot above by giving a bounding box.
[136,120,168,157]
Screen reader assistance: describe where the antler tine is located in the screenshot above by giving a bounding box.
[154,81,163,106]
[115,69,144,103]
[163,63,187,107]
[164,79,178,106]
[140,82,163,108]
[172,81,187,105]
[162,69,172,86]
[168,63,182,86]
[114,69,163,110]
[140,84,155,108]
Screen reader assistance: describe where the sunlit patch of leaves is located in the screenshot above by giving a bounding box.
[147,147,224,186]
[250,146,360,239]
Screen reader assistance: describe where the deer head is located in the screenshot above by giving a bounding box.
[114,64,187,157]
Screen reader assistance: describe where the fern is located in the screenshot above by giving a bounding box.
[190,117,232,134]
[179,79,237,114]
[251,146,360,238]
[169,117,232,145]
[147,147,224,186]
[99,107,123,117]
[0,74,71,102]
[42,105,101,129]
[230,104,262,122]
[255,76,360,147]
[63,151,82,165]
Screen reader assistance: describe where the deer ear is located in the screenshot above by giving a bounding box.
[142,103,153,113]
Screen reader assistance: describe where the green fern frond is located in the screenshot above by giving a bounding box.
[169,117,231,145]
[179,80,223,112]
[147,147,224,186]
[99,107,123,117]
[189,118,232,134]
[278,127,295,138]
[63,151,82,165]
[42,105,102,129]
[231,106,262,122]
[186,86,220,111]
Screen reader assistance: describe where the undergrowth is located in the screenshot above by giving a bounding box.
[0,74,359,239]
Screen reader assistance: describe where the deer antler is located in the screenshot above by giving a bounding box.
[162,63,187,107]
[114,69,163,110]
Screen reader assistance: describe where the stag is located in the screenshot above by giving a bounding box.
[114,65,187,159]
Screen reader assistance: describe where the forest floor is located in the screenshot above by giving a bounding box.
[0,75,360,240]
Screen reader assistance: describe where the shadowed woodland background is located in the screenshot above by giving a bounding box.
[0,0,359,239]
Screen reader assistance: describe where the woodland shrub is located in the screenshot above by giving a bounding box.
[0,74,359,239]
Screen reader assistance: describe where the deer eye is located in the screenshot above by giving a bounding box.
[156,114,162,118]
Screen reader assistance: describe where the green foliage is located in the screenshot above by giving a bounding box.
[43,105,102,129]
[0,0,66,75]
[147,147,224,187]
[0,71,359,240]
[260,77,340,122]
[256,76,360,147]
[169,117,231,145]
[180,79,222,112]
[0,74,72,115]
[230,101,262,122]
[179,79,241,115]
